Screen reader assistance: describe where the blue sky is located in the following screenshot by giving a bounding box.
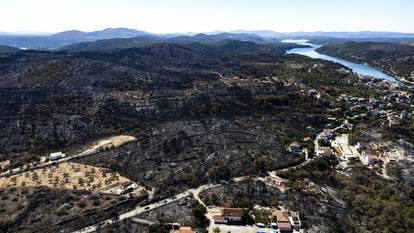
[1,0,413,33]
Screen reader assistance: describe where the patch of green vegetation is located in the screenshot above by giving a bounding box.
[339,168,414,233]
[279,156,414,233]
[192,203,208,227]
[252,210,271,224]
[278,157,339,186]
[385,119,414,144]
[241,209,255,225]
[148,223,172,233]
[6,154,40,170]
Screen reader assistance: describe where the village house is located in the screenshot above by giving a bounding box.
[118,181,135,195]
[179,226,196,233]
[288,141,304,154]
[289,211,301,229]
[320,129,334,141]
[292,178,314,192]
[218,208,243,223]
[212,215,227,224]
[272,210,292,233]
[331,134,359,160]
[360,150,382,166]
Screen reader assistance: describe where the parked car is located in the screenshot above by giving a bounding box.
[256,223,266,228]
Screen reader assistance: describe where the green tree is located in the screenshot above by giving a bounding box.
[148,224,172,233]
[192,203,208,226]
[241,209,255,225]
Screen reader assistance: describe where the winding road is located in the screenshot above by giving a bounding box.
[72,184,220,233]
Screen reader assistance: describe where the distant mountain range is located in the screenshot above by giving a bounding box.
[51,28,150,41]
[60,33,269,52]
[0,28,413,50]
[230,30,414,38]
[0,28,152,49]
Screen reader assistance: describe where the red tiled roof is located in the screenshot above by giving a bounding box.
[179,227,195,233]
[278,222,292,230]
[222,208,243,217]
[213,215,225,221]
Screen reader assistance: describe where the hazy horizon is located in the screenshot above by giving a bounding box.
[1,0,413,34]
[1,29,414,36]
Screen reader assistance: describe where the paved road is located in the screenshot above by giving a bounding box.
[1,138,139,178]
[0,148,99,178]
[72,153,311,232]
[72,183,220,233]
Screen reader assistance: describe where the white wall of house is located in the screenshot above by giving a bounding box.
[225,216,241,222]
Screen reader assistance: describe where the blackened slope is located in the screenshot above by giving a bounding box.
[0,43,353,195]
[0,45,20,53]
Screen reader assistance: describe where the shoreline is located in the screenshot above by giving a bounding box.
[314,47,414,87]
[282,39,412,88]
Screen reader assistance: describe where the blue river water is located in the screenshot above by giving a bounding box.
[282,39,401,84]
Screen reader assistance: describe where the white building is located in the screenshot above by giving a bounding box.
[222,208,243,222]
[331,134,359,160]
[49,152,65,161]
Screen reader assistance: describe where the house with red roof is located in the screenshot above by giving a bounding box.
[222,208,243,223]
[179,226,196,233]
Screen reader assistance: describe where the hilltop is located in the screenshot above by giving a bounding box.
[0,45,19,53]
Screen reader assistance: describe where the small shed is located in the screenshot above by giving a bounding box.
[49,152,65,161]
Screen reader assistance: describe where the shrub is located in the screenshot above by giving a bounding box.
[0,216,12,231]
[192,203,208,226]
[148,224,172,233]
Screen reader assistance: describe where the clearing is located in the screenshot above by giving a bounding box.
[88,135,136,151]
[0,162,146,195]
